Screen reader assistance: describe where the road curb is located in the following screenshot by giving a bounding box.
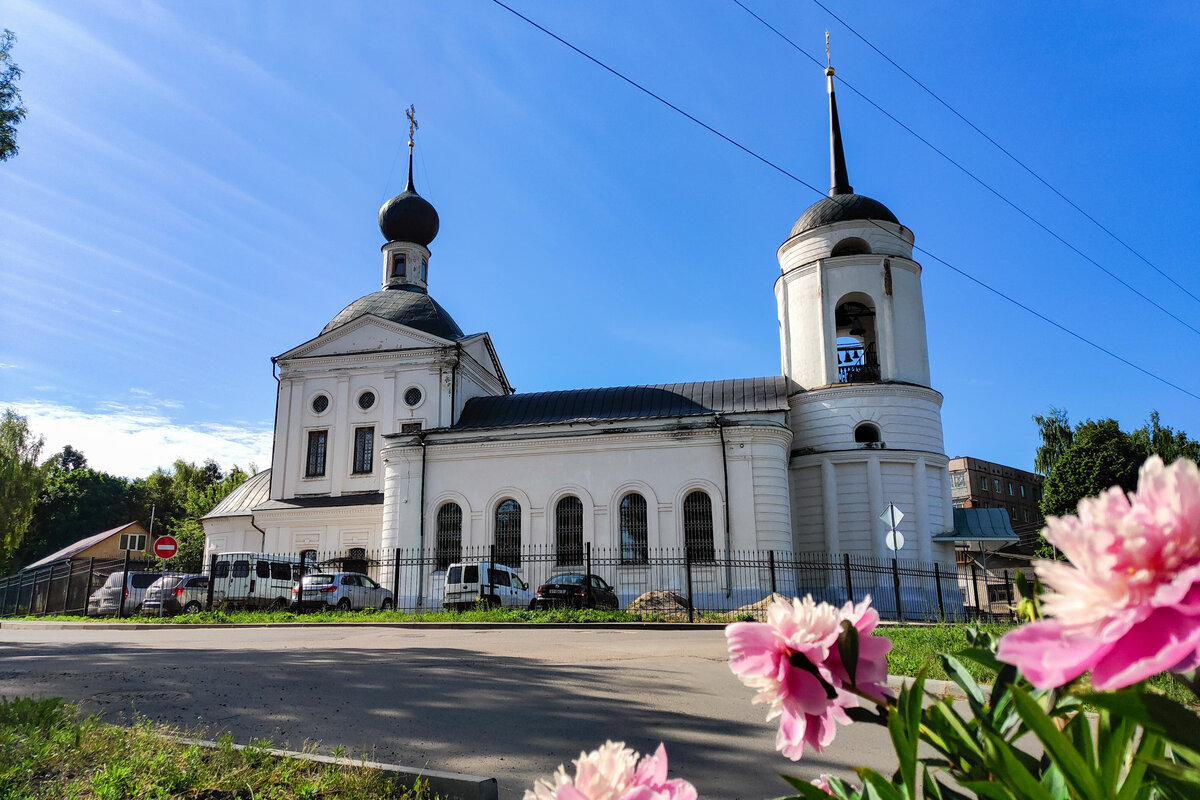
[169,736,497,800]
[0,619,728,631]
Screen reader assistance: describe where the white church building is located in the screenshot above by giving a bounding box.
[203,68,956,597]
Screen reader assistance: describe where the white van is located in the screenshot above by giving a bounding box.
[211,552,303,610]
[443,561,534,610]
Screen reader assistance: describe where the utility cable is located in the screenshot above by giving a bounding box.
[732,0,1200,338]
[806,0,1200,308]
[487,0,1200,403]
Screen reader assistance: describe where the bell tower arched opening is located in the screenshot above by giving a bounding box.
[834,293,879,383]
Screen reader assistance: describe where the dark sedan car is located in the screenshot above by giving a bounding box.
[531,573,619,610]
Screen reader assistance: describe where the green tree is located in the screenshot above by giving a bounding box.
[0,30,26,162]
[1032,406,1073,478]
[1040,418,1143,520]
[20,460,132,568]
[164,467,249,572]
[0,409,44,570]
[1129,410,1200,465]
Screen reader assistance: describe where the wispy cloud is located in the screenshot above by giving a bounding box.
[3,399,272,479]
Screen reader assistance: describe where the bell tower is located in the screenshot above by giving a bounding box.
[775,56,954,575]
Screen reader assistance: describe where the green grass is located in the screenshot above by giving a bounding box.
[878,623,1198,707]
[0,696,435,799]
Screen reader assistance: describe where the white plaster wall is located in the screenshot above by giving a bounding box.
[789,450,953,564]
[778,219,914,265]
[788,385,946,455]
[379,418,791,560]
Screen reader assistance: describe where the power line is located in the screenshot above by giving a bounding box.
[731,0,1200,339]
[806,0,1200,309]
[486,0,1200,403]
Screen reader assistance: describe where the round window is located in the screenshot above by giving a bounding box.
[311,395,329,414]
[358,391,376,411]
[404,387,423,407]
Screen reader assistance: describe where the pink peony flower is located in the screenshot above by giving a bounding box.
[524,741,697,800]
[726,594,891,760]
[998,456,1200,690]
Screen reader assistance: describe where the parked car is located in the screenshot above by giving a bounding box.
[210,552,302,610]
[291,572,394,611]
[142,573,209,615]
[442,561,534,610]
[531,573,620,610]
[87,570,169,617]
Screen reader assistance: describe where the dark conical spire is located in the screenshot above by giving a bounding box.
[826,53,853,196]
[404,136,415,193]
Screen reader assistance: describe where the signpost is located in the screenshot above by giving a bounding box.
[152,536,178,560]
[880,503,905,551]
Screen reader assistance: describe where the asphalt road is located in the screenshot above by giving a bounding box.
[0,624,901,799]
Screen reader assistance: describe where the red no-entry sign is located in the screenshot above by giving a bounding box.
[153,536,178,559]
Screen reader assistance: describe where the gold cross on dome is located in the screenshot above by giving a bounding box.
[406,104,418,145]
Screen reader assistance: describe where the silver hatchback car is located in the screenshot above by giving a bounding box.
[87,570,171,616]
[143,573,210,615]
[291,572,394,611]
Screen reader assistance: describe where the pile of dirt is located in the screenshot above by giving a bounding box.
[627,590,691,616]
[735,592,791,619]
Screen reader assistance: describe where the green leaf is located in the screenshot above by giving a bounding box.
[957,646,1005,674]
[774,776,839,800]
[958,780,1020,800]
[854,768,904,800]
[980,728,1057,800]
[1086,689,1200,754]
[941,654,986,709]
[1009,685,1103,799]
[838,620,860,687]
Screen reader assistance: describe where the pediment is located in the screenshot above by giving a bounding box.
[278,315,452,360]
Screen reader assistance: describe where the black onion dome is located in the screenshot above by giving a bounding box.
[322,285,465,340]
[378,189,440,246]
[789,194,899,239]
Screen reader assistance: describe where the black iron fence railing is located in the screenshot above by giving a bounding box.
[0,545,1019,623]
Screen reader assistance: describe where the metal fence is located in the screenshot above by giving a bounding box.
[0,556,157,618]
[0,545,1018,623]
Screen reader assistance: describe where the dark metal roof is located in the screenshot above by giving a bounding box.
[201,469,272,520]
[321,285,465,340]
[254,492,385,512]
[933,508,1020,543]
[454,376,789,430]
[789,194,900,238]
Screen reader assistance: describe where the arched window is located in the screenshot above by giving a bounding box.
[619,493,648,565]
[854,422,881,443]
[555,496,584,566]
[831,237,871,257]
[683,491,715,562]
[435,503,463,571]
[495,499,521,567]
[835,296,879,383]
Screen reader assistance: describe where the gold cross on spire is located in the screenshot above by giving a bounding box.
[406,104,418,148]
[825,30,834,76]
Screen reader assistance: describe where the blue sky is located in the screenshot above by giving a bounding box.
[2,1,1199,478]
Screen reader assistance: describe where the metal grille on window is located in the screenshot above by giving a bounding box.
[344,547,367,575]
[306,430,327,477]
[436,503,462,571]
[683,490,716,562]
[554,496,584,566]
[495,499,521,567]
[353,427,374,474]
[619,493,648,564]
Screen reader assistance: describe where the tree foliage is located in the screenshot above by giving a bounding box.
[0,409,44,571]
[0,30,26,162]
[1036,409,1200,523]
[0,412,254,573]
